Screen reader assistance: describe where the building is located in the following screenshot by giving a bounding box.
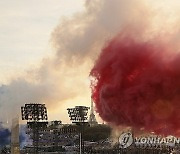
[11,118,20,154]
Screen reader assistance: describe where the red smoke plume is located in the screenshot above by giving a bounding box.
[90,35,180,136]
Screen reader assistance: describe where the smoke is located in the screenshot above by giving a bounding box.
[0,0,180,126]
[51,0,153,62]
[0,123,30,148]
[0,123,10,147]
[90,34,180,136]
[19,125,31,148]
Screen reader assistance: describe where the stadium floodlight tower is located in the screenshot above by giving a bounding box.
[21,103,48,154]
[67,106,89,154]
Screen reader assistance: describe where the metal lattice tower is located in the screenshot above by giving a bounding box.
[88,99,98,126]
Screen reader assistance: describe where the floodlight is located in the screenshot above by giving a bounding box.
[21,103,48,154]
[67,106,89,154]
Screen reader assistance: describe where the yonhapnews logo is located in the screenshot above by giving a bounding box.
[119,132,133,148]
[119,132,180,149]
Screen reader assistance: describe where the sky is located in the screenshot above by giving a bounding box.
[0,0,180,126]
[0,0,84,83]
[0,0,88,124]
